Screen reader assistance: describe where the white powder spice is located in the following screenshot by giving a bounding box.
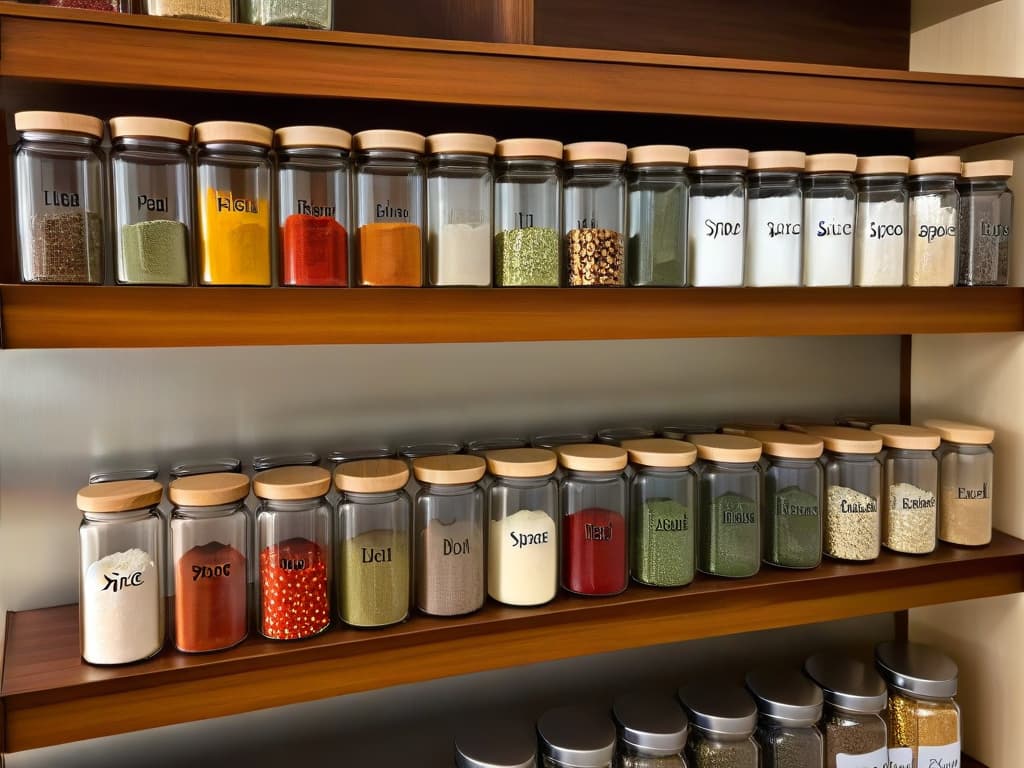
[855,199,906,286]
[907,195,957,286]
[431,222,492,286]
[689,193,745,286]
[488,509,557,606]
[825,486,880,561]
[803,196,855,286]
[885,482,937,554]
[745,194,802,286]
[82,548,162,665]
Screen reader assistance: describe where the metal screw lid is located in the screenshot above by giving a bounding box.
[170,458,242,479]
[677,684,758,736]
[89,467,159,484]
[875,642,958,700]
[538,706,616,768]
[251,452,321,472]
[804,653,887,714]
[455,719,537,768]
[745,667,824,726]
[613,693,688,755]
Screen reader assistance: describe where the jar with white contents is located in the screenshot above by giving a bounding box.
[854,155,909,287]
[906,155,960,287]
[802,153,856,286]
[745,150,805,287]
[688,148,749,287]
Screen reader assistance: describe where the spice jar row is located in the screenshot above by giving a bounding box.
[42,0,333,31]
[14,111,1014,288]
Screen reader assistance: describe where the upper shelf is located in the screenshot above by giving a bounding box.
[2,5,1024,133]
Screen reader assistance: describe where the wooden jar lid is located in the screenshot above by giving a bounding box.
[413,454,486,485]
[621,438,697,468]
[353,129,426,153]
[426,132,496,155]
[689,434,762,463]
[253,466,331,500]
[922,419,995,445]
[688,148,749,169]
[748,150,806,171]
[496,138,563,159]
[78,480,163,513]
[335,458,410,493]
[276,125,352,149]
[627,144,690,166]
[110,116,191,142]
[15,110,103,139]
[195,120,273,147]
[855,155,910,175]
[169,472,250,506]
[909,155,961,176]
[563,141,628,163]
[805,153,858,173]
[801,426,883,454]
[870,424,941,450]
[747,430,823,460]
[557,443,628,472]
[961,160,1013,179]
[486,448,558,478]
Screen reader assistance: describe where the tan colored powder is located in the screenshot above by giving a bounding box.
[939,488,991,546]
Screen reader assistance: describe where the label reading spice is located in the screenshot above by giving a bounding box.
[917,742,960,768]
[835,746,887,768]
[633,498,693,587]
[982,221,1011,237]
[342,529,409,627]
[885,482,937,554]
[958,482,989,499]
[886,748,912,768]
[362,546,392,563]
[585,522,614,540]
[825,486,880,560]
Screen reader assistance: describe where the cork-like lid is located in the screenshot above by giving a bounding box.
[335,458,409,493]
[746,430,824,460]
[563,141,628,163]
[804,153,858,173]
[253,465,331,500]
[720,422,780,436]
[109,116,191,143]
[276,125,352,150]
[426,132,496,156]
[870,424,941,451]
[621,438,697,468]
[802,425,883,454]
[486,448,558,478]
[922,419,995,445]
[496,138,563,160]
[627,144,690,166]
[557,443,629,472]
[748,150,806,172]
[353,129,426,153]
[961,159,1014,179]
[169,472,250,506]
[413,454,486,485]
[689,434,762,463]
[78,480,163,513]
[909,155,961,177]
[688,148,749,169]
[195,120,273,147]
[15,111,103,139]
[855,155,910,175]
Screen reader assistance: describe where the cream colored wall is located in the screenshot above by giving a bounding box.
[911,0,1024,76]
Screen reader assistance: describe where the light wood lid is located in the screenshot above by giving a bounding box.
[413,454,486,485]
[688,148,749,169]
[486,448,558,478]
[426,132,496,156]
[335,458,409,493]
[805,153,858,173]
[961,159,1014,179]
[78,480,162,513]
[627,144,690,166]
[922,419,995,445]
[557,443,628,472]
[195,120,273,147]
[909,155,961,177]
[169,472,250,506]
[253,465,331,500]
[110,116,191,142]
[748,150,806,171]
[855,155,910,175]
[15,111,103,139]
[720,422,780,436]
[870,424,941,450]
[621,438,697,468]
[353,129,426,153]
[801,425,883,454]
[747,430,823,460]
[496,138,563,159]
[276,125,352,150]
[563,141,628,163]
[689,434,762,463]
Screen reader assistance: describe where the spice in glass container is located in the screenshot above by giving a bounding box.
[613,692,689,768]
[144,0,231,21]
[925,418,995,546]
[957,160,1013,286]
[871,424,941,555]
[746,667,824,768]
[906,156,959,287]
[627,144,689,286]
[563,142,627,287]
[679,684,760,768]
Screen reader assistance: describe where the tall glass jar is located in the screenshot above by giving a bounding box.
[871,424,941,555]
[627,145,689,287]
[14,111,105,284]
[690,434,762,578]
[563,142,627,286]
[907,156,960,287]
[170,458,242,479]
[427,133,495,286]
[144,0,231,22]
[195,121,273,286]
[558,444,629,596]
[494,138,563,287]
[924,419,995,546]
[802,153,856,286]
[77,480,165,665]
[241,0,331,29]
[622,438,697,587]
[678,685,760,768]
[854,155,909,287]
[487,448,559,606]
[539,706,616,768]
[745,151,805,287]
[253,466,332,640]
[688,148,749,287]
[456,720,538,768]
[169,472,250,653]
[353,130,426,287]
[413,455,486,616]
[335,458,412,628]
[957,159,1014,286]
[613,692,689,768]
[745,668,824,768]
[276,126,351,287]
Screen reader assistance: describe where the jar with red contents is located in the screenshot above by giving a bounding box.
[276,126,352,287]
[558,444,629,596]
[254,466,333,641]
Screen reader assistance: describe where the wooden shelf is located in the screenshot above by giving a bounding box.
[2,532,1023,752]
[1,5,1024,134]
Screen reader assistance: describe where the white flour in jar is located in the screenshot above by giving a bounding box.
[855,200,906,286]
[803,195,855,285]
[745,194,802,286]
[689,192,745,286]
[82,548,161,664]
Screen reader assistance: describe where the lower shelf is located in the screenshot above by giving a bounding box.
[2,532,1022,752]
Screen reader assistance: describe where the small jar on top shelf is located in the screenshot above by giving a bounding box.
[802,153,857,286]
[906,156,960,287]
[871,424,941,555]
[626,144,689,287]
[240,0,331,30]
[687,148,749,287]
[745,150,805,287]
[957,159,1014,286]
[563,142,628,287]
[924,418,995,546]
[854,155,909,287]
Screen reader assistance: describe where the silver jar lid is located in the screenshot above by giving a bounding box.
[398,441,464,460]
[455,719,537,768]
[327,447,394,464]
[804,653,887,714]
[531,432,595,449]
[677,684,757,736]
[251,452,321,472]
[170,457,242,479]
[613,693,688,755]
[89,466,159,484]
[537,706,616,768]
[875,642,958,699]
[745,668,824,726]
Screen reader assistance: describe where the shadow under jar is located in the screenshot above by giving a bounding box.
[924,418,995,546]
[746,667,824,768]
[563,142,627,287]
[626,144,689,287]
[613,692,690,768]
[539,706,616,768]
[678,684,760,768]
[871,424,941,555]
[854,155,909,287]
[802,153,857,287]
[745,151,805,287]
[687,148,749,287]
[957,159,1014,286]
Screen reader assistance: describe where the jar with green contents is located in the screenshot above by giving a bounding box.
[871,424,941,555]
[690,434,763,578]
[678,684,760,768]
[745,667,824,768]
[622,438,697,587]
[627,144,689,286]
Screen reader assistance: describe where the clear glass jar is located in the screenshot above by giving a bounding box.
[14,111,105,284]
[276,126,351,287]
[144,0,231,22]
[532,432,596,450]
[907,157,960,287]
[539,706,616,768]
[456,720,538,768]
[467,436,529,455]
[745,152,805,287]
[170,458,242,479]
[77,480,165,665]
[494,139,562,287]
[627,145,689,287]
[241,0,331,29]
[802,154,856,287]
[563,142,627,287]
[746,668,824,768]
[854,156,909,287]
[659,425,718,441]
[679,685,760,768]
[687,148,749,287]
[109,117,192,286]
[624,438,697,587]
[399,440,463,498]
[613,692,689,768]
[486,448,559,606]
[597,426,656,446]
[427,133,495,286]
[335,458,412,628]
[169,472,250,653]
[871,424,941,555]
[195,121,273,286]
[957,160,1013,286]
[924,419,995,546]
[805,653,889,768]
[691,435,762,578]
[89,467,159,484]
[253,467,332,640]
[413,455,486,616]
[251,452,321,472]
[353,130,426,286]
[558,444,629,596]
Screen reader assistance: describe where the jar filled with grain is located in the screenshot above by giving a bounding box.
[687,148,749,287]
[871,424,941,555]
[456,719,537,768]
[745,151,806,287]
[957,160,1013,286]
[626,144,689,287]
[538,706,616,768]
[678,684,760,768]
[745,667,824,768]
[144,0,231,22]
[241,0,331,29]
[854,156,910,287]
[906,156,960,287]
[924,419,995,546]
[613,692,689,768]
[563,142,628,286]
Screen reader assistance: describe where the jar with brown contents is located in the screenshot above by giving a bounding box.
[563,142,627,286]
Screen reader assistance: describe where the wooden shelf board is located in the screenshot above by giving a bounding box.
[2,532,1023,752]
[1,5,1024,132]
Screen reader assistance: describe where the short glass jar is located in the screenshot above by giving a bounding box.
[169,472,250,653]
[802,153,857,287]
[871,424,941,555]
[745,667,824,768]
[253,466,333,641]
[688,148,749,287]
[613,692,690,768]
[539,706,616,768]
[563,142,628,286]
[241,0,331,29]
[924,419,995,546]
[14,111,105,284]
[906,156,960,287]
[854,155,909,287]
[170,458,243,479]
[456,720,538,768]
[144,0,231,22]
[678,685,760,768]
[957,159,1014,286]
[626,144,689,287]
[745,150,805,287]
[77,480,165,665]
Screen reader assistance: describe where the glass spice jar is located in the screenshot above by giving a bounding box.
[745,151,805,287]
[276,126,352,287]
[563,142,628,287]
[456,719,538,768]
[678,684,760,768]
[957,159,1014,286]
[906,156,960,287]
[533,432,597,450]
[613,692,690,768]
[467,436,529,456]
[169,472,250,653]
[870,424,941,555]
[144,0,231,22]
[195,121,273,286]
[170,457,243,479]
[253,466,333,641]
[251,452,321,472]
[854,155,910,287]
[627,144,689,287]
[745,667,824,768]
[802,153,857,287]
[923,419,995,546]
[77,480,165,665]
[89,467,160,484]
[353,130,426,287]
[597,426,657,446]
[688,148,749,287]
[539,706,617,768]
[241,0,331,29]
[494,138,563,287]
[335,458,412,628]
[14,111,105,284]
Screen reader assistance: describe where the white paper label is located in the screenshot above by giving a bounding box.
[836,746,888,768]
[918,742,960,768]
[887,747,913,768]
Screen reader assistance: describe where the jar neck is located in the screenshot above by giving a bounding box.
[826,451,878,461]
[200,142,268,157]
[749,170,801,188]
[633,465,692,477]
[958,178,1009,192]
[564,468,624,480]
[420,481,477,495]
[628,164,688,179]
[173,501,246,518]
[856,174,906,191]
[566,161,623,175]
[20,130,98,147]
[804,172,853,187]
[765,456,819,468]
[700,460,759,471]
[114,137,189,153]
[689,167,745,183]
[492,475,553,488]
[909,175,956,193]
[355,148,421,164]
[279,146,348,161]
[496,156,560,172]
[259,497,326,511]
[342,489,406,503]
[83,508,156,523]
[428,153,491,169]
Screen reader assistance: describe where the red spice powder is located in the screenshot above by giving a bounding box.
[562,507,627,595]
[281,215,348,286]
[45,0,122,10]
[260,537,330,640]
[174,541,248,653]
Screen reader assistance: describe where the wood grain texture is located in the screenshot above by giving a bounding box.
[336,0,533,44]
